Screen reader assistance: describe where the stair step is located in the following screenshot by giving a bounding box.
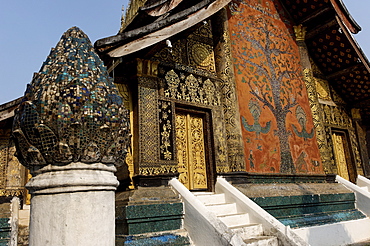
[193,191,274,245]
[192,191,214,196]
[230,223,263,239]
[218,213,250,227]
[279,209,367,228]
[196,193,226,205]
[206,203,237,216]
[243,236,278,246]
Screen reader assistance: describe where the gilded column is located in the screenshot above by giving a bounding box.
[294,24,332,173]
[212,8,246,172]
[351,108,370,176]
[12,27,130,246]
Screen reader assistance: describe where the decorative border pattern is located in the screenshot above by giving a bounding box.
[163,69,220,106]
[138,78,160,166]
[159,100,174,161]
[302,68,331,172]
[213,9,246,172]
[321,103,363,174]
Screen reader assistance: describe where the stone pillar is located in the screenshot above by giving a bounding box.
[27,163,117,246]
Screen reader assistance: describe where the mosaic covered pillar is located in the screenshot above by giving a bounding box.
[351,108,370,176]
[212,8,246,172]
[12,27,130,246]
[294,25,330,173]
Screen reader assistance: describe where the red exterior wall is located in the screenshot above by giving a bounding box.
[228,0,324,174]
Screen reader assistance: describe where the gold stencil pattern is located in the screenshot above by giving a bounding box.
[164,69,220,106]
[310,61,363,174]
[139,165,177,176]
[0,135,26,196]
[302,68,331,172]
[138,77,178,176]
[176,113,207,190]
[315,77,332,101]
[115,83,135,188]
[321,100,364,175]
[332,132,350,180]
[188,41,215,71]
[138,81,159,165]
[176,113,189,187]
[159,100,174,161]
[153,21,216,72]
[0,143,8,189]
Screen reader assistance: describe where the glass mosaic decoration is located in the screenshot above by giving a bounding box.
[12,27,130,169]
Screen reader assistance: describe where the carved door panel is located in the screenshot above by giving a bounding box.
[176,112,208,190]
[332,131,356,182]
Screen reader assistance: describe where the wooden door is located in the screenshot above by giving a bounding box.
[176,112,208,190]
[332,131,356,182]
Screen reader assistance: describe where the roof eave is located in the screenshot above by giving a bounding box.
[95,0,231,57]
[332,0,361,34]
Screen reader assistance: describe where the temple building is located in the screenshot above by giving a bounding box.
[1,0,370,245]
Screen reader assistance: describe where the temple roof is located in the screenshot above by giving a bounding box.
[95,0,231,57]
[285,0,370,122]
[95,0,370,123]
[0,97,22,130]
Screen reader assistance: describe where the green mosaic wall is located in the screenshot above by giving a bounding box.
[116,202,183,235]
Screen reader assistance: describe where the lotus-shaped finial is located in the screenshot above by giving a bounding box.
[12,27,130,170]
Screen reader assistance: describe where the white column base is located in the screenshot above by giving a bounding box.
[27,162,118,246]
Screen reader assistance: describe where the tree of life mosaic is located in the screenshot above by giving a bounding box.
[228,0,322,174]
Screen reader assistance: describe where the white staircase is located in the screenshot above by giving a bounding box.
[169,178,308,246]
[193,191,278,245]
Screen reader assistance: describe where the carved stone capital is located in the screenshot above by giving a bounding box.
[294,24,307,42]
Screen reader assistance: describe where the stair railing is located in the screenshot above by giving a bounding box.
[169,178,245,246]
[336,175,370,216]
[357,175,370,193]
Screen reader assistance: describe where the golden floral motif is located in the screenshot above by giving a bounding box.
[315,77,332,101]
[175,113,207,190]
[164,70,219,106]
[164,70,181,99]
[139,165,177,175]
[159,101,174,161]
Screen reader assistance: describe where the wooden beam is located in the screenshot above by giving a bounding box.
[0,109,15,122]
[107,58,122,74]
[300,7,332,25]
[305,19,337,40]
[352,97,370,108]
[326,63,363,80]
[108,0,231,57]
[0,97,22,112]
